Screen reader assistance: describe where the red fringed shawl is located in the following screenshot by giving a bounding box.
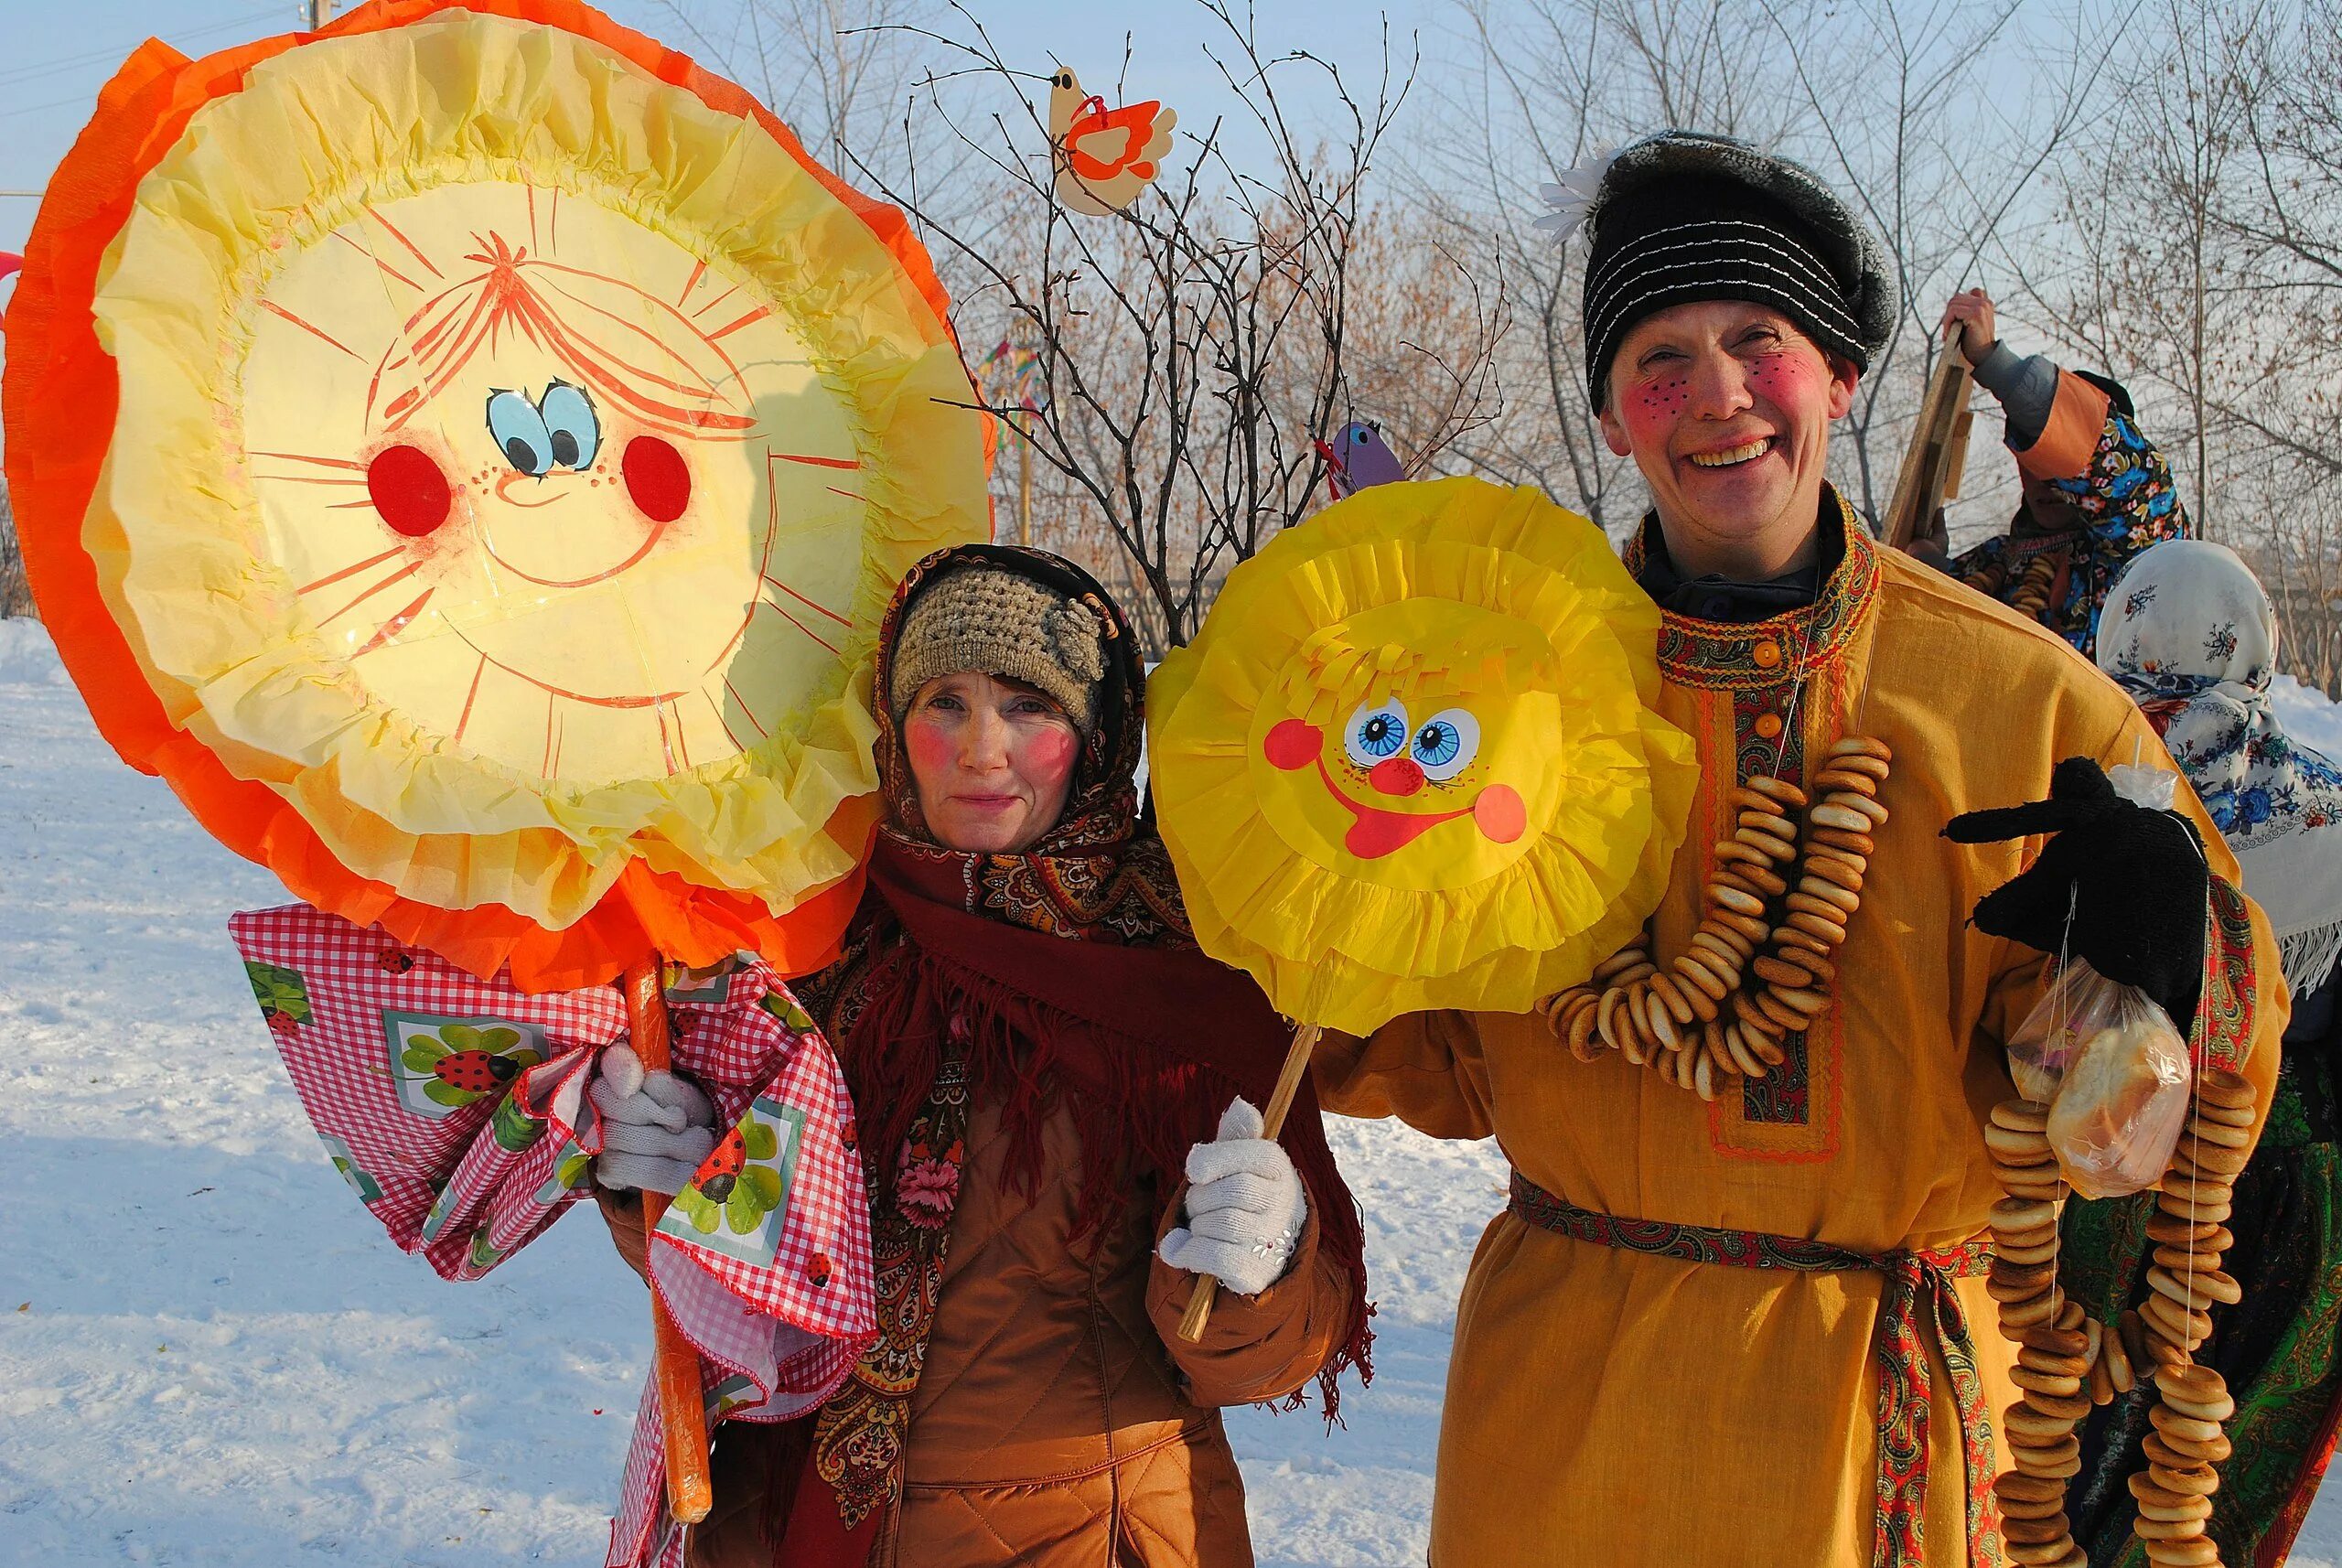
[847,837,1368,1349]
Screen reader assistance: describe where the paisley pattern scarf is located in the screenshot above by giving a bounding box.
[1953,405,2188,657]
[772,544,1370,1567]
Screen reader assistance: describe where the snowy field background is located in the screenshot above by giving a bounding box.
[3,613,2338,1567]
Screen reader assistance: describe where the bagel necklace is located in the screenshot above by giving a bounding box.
[1540,612,1891,1101]
[1982,883,2258,1568]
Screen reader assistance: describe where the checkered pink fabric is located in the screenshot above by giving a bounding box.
[229,905,877,1568]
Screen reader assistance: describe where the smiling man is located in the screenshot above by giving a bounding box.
[1315,132,2286,1566]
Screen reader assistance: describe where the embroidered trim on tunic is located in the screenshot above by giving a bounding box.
[1622,488,1883,692]
[1678,666,1847,1157]
[1508,1172,2002,1568]
[2197,877,2259,1075]
[1735,675,1816,1128]
[1625,489,1878,1149]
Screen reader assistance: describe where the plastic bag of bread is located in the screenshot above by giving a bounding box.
[2006,957,2192,1198]
[2005,957,2104,1103]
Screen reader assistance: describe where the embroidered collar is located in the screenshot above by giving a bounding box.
[1621,486,1883,690]
[1635,517,1842,623]
[1993,523,2084,562]
[2009,506,2089,542]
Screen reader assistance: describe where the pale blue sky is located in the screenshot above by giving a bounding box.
[0,0,1442,259]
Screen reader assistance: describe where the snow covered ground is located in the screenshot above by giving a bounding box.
[2,613,2337,1567]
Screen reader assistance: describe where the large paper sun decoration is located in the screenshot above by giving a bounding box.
[3,0,991,989]
[1149,477,1697,1036]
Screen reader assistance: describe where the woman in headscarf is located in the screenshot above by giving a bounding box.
[2066,537,2342,1567]
[596,543,1370,1568]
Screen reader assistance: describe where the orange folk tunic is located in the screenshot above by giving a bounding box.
[1316,500,2288,1567]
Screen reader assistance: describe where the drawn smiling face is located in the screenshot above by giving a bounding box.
[1264,699,1526,859]
[1248,596,1561,892]
[242,184,869,787]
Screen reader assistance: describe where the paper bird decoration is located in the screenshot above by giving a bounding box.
[1323,419,1408,499]
[1048,67,1176,215]
[0,252,21,283]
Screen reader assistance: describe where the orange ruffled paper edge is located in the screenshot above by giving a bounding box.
[3,0,977,992]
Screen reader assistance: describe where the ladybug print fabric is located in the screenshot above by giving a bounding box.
[662,1097,803,1264]
[229,902,876,1567]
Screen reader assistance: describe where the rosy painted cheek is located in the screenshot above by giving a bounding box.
[904,718,957,783]
[1015,725,1080,793]
[1621,378,1688,444]
[1746,354,1819,408]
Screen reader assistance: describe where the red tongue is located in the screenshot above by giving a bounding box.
[1345,806,1449,859]
[1344,787,1523,859]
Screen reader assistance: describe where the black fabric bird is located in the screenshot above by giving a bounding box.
[1943,756,2208,1022]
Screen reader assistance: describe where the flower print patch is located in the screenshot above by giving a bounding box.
[659,1094,805,1268]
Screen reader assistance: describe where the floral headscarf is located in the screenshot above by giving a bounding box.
[2097,538,2342,993]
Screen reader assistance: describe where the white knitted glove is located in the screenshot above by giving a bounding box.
[589,1043,717,1197]
[1156,1099,1309,1297]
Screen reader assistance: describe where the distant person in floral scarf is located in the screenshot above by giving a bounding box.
[2065,538,2342,1567]
[596,543,1370,1568]
[1905,288,2187,659]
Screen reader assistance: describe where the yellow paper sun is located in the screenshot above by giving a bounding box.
[1148,478,1697,1036]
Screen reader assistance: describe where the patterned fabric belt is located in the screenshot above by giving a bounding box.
[1507,1171,2002,1568]
[1998,529,2079,563]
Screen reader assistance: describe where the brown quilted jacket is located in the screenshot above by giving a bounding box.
[601,1088,1355,1567]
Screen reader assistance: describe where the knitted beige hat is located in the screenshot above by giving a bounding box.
[887,566,1108,730]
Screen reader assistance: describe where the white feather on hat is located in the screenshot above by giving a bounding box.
[1533,145,1617,244]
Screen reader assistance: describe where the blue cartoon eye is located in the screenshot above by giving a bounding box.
[487,390,553,477]
[538,381,601,469]
[1344,700,1411,767]
[1413,708,1482,782]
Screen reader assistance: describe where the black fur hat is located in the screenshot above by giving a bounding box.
[1573,131,1896,407]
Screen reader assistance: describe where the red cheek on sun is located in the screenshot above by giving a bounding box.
[1264,718,1322,770]
[1475,784,1527,843]
[367,443,453,538]
[623,435,692,522]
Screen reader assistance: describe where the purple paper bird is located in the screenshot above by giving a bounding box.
[1323,419,1407,499]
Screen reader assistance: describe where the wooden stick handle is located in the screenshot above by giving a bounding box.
[622,958,714,1526]
[1177,1023,1323,1343]
[1883,331,1977,550]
